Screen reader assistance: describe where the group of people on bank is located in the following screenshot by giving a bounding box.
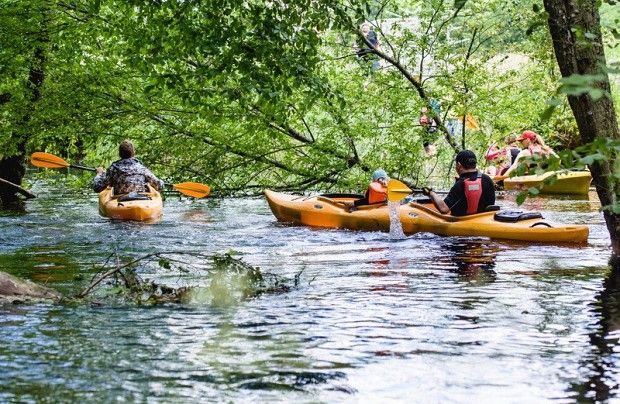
[94,130,555,220]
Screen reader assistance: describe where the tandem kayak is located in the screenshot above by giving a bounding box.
[264,190,589,244]
[98,187,163,222]
[497,171,592,195]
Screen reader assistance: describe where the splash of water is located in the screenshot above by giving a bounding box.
[388,201,406,239]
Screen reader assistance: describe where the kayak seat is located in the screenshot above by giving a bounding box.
[485,205,501,212]
[117,192,152,202]
[494,210,543,223]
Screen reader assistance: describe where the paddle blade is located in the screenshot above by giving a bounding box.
[173,182,211,198]
[387,179,412,202]
[31,152,70,169]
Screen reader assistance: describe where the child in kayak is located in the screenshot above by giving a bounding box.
[344,169,388,212]
[91,140,165,195]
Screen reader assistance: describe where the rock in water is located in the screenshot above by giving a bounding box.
[0,271,62,304]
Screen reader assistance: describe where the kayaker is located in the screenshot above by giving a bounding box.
[422,150,495,216]
[484,134,521,176]
[91,140,165,195]
[502,130,558,176]
[344,169,388,212]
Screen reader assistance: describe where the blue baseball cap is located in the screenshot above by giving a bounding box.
[372,169,388,181]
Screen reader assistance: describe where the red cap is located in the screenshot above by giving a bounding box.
[517,130,538,142]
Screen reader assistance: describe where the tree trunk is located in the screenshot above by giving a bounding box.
[0,271,62,304]
[543,0,620,259]
[0,42,46,204]
[0,157,27,203]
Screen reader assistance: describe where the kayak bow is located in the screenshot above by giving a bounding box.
[496,171,592,195]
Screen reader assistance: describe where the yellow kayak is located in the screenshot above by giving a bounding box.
[98,187,163,222]
[264,190,588,244]
[499,171,591,195]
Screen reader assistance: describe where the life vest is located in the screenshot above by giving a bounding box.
[368,181,387,204]
[508,147,520,164]
[464,173,483,215]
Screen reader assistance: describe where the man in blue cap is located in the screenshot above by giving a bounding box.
[423,150,495,216]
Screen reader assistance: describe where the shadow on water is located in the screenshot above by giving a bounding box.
[571,260,620,401]
[0,199,26,216]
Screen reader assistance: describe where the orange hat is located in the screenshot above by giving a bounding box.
[517,130,537,142]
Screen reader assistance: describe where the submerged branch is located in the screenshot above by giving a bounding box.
[77,252,301,304]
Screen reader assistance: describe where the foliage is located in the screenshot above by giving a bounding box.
[0,0,616,196]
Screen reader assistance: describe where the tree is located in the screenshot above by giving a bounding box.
[0,1,48,203]
[543,0,620,261]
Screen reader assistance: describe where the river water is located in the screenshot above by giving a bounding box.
[0,184,618,402]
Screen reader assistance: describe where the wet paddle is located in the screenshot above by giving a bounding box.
[387,178,450,201]
[30,152,211,198]
[387,179,412,202]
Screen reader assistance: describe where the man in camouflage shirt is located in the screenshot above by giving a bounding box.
[91,140,165,195]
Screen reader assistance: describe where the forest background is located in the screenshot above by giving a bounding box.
[0,0,618,241]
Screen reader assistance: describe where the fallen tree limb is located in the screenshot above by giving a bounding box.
[0,177,36,199]
[0,271,62,303]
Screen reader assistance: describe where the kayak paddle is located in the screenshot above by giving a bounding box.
[31,152,211,198]
[387,179,412,202]
[31,151,96,172]
[387,178,450,201]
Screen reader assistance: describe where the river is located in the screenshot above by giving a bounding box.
[0,184,618,402]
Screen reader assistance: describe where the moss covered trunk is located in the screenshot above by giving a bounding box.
[543,0,620,260]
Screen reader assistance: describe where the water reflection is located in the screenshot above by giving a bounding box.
[572,262,620,401]
[440,239,498,281]
[498,190,600,213]
[180,208,211,224]
[365,246,410,293]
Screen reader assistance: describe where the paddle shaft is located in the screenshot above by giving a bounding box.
[412,188,449,195]
[71,164,97,172]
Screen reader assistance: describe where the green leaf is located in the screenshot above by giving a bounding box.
[540,105,557,122]
[516,191,528,205]
[528,186,540,195]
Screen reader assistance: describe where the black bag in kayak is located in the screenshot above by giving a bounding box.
[494,210,543,223]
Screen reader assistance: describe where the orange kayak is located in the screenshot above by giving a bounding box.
[98,187,163,222]
[496,171,591,195]
[264,190,588,243]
